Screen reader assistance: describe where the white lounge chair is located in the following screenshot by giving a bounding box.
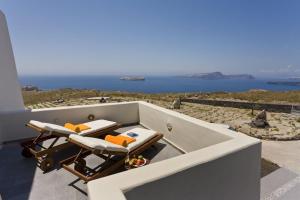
[61,128,163,182]
[21,119,121,172]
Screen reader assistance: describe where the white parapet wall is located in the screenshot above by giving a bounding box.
[87,101,261,200]
[0,102,139,142]
[0,100,261,199]
[139,101,232,152]
[0,10,25,112]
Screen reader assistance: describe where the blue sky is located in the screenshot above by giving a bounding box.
[0,0,299,77]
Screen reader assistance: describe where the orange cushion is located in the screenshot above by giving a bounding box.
[115,135,136,144]
[64,123,77,132]
[105,135,136,147]
[105,135,127,147]
[64,123,90,133]
[75,124,90,132]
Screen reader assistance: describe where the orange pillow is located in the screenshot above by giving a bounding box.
[105,135,136,147]
[64,123,90,133]
[64,123,77,132]
[75,124,90,132]
[105,135,127,147]
[115,135,136,144]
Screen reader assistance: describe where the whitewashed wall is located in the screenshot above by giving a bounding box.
[125,144,261,200]
[139,101,232,152]
[88,101,261,200]
[0,102,139,142]
[0,10,25,112]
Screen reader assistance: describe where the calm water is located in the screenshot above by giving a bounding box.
[19,76,300,93]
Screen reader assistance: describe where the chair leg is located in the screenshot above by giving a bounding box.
[69,148,87,174]
[89,158,126,180]
[21,147,33,158]
[21,132,45,158]
[48,136,60,148]
[21,133,61,172]
[38,154,54,172]
[74,158,86,174]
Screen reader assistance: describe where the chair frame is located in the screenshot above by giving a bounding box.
[20,122,121,172]
[60,133,163,182]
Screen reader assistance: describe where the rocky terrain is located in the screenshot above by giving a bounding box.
[169,102,300,140]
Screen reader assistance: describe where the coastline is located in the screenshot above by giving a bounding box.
[19,75,300,93]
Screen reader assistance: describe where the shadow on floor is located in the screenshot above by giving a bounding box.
[0,143,37,200]
[141,142,167,160]
[0,125,182,200]
[0,142,89,200]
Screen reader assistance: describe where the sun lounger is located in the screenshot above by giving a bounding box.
[21,119,121,172]
[60,128,163,182]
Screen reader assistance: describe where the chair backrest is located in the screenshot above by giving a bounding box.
[29,120,76,135]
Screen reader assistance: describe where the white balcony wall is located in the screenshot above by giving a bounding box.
[125,143,261,200]
[0,102,139,143]
[88,102,261,200]
[88,130,260,200]
[138,101,232,152]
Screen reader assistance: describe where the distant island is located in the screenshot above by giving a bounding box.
[179,72,255,80]
[22,85,39,91]
[267,81,300,86]
[120,76,145,81]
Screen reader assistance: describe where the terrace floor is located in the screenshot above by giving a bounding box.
[0,125,183,200]
[261,168,300,200]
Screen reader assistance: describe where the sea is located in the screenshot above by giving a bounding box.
[19,76,300,93]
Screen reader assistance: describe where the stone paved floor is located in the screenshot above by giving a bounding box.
[262,140,300,174]
[260,140,300,200]
[261,168,300,200]
[0,126,182,200]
